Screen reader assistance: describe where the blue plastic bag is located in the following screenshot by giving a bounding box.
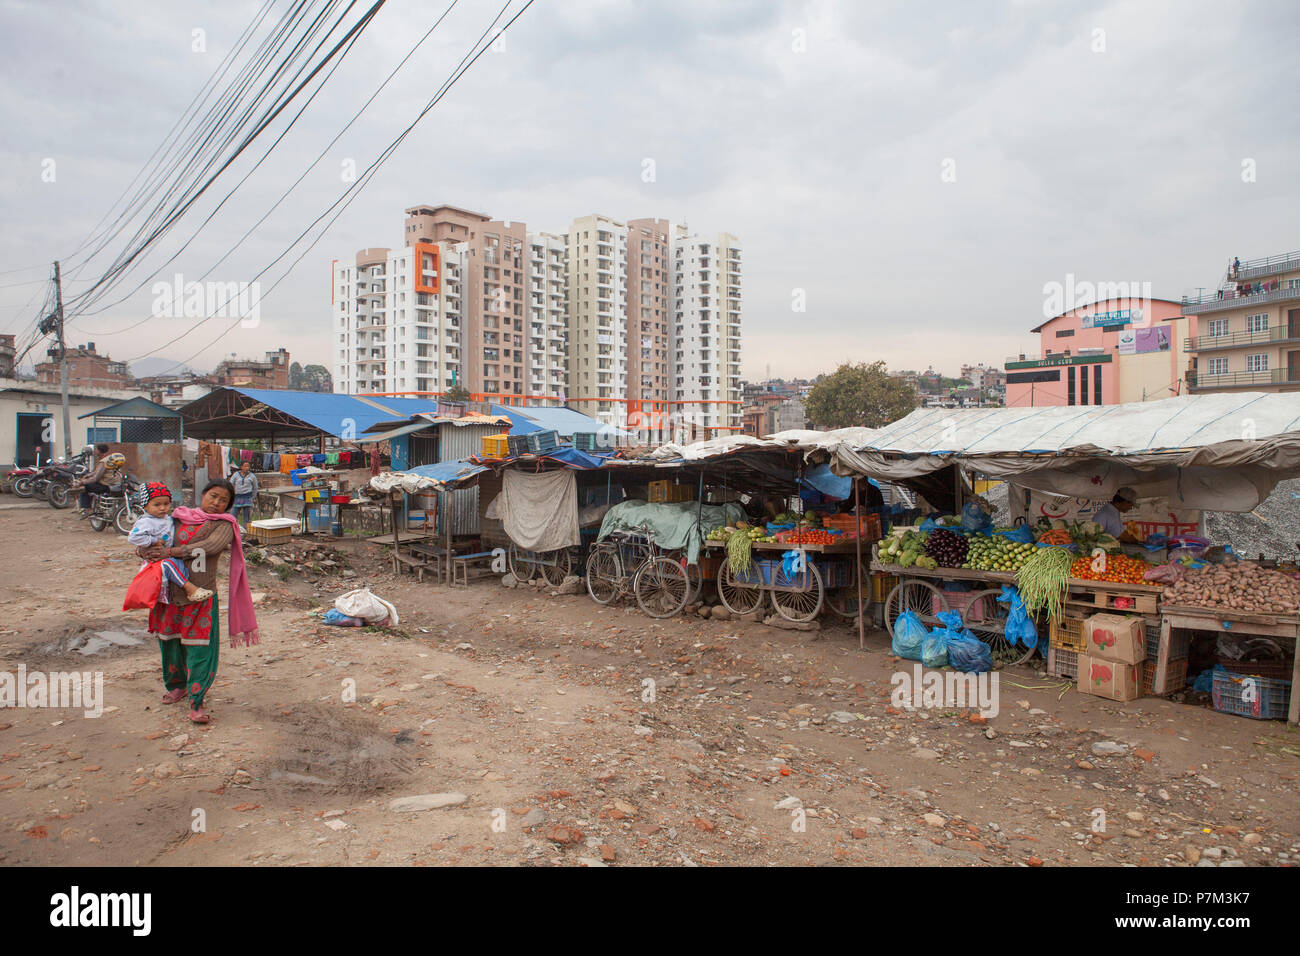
[947,633,995,673]
[323,608,364,627]
[999,585,1038,650]
[961,501,993,536]
[892,609,928,661]
[995,523,1035,544]
[923,610,961,668]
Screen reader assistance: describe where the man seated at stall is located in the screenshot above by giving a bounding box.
[1093,486,1140,541]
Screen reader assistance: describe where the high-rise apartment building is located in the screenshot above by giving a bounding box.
[566,214,628,423]
[333,206,742,437]
[671,228,743,438]
[526,232,568,399]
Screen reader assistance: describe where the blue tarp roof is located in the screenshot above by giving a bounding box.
[403,459,488,487]
[490,404,629,439]
[234,389,444,439]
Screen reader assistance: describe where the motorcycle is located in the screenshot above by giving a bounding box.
[87,477,143,535]
[7,466,38,497]
[41,453,90,509]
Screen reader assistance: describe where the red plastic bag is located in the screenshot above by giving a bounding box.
[123,562,163,611]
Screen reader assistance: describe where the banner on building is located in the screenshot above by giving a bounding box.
[1118,326,1171,355]
[1011,487,1201,538]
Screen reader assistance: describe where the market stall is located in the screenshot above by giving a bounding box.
[833,393,1300,722]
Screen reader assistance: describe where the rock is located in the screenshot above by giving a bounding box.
[1091,741,1129,756]
[1027,856,1043,867]
[773,796,803,811]
[166,734,189,751]
[633,725,654,737]
[521,808,547,828]
[912,748,940,760]
[827,712,856,723]
[1242,833,1262,846]
[556,575,583,595]
[323,819,348,831]
[576,857,607,867]
[153,762,180,779]
[322,809,346,818]
[388,793,468,812]
[1076,760,1094,770]
[501,573,518,589]
[922,813,946,828]
[763,615,820,632]
[710,606,731,621]
[1201,847,1222,860]
[1185,846,1201,864]
[742,610,765,623]
[612,800,638,817]
[1219,859,1246,867]
[851,828,867,839]
[1125,811,1144,822]
[599,844,616,862]
[697,607,711,619]
[544,825,584,845]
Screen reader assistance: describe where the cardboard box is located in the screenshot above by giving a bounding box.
[1077,653,1141,701]
[1084,613,1146,664]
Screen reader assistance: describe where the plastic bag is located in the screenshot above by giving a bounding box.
[961,501,993,536]
[892,609,928,661]
[922,616,952,668]
[322,608,365,627]
[999,585,1038,650]
[123,562,163,611]
[1142,562,1184,584]
[994,523,1035,544]
[947,633,995,673]
[334,587,399,626]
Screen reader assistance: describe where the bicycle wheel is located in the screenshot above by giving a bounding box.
[883,580,947,637]
[509,544,538,581]
[716,561,765,615]
[770,562,824,623]
[585,547,621,605]
[540,548,572,587]
[962,588,1036,666]
[634,557,690,619]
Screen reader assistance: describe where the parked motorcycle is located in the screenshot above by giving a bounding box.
[87,477,143,534]
[7,466,37,497]
[41,453,90,509]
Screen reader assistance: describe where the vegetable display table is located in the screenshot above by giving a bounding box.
[1160,605,1300,723]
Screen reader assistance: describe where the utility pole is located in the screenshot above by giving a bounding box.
[38,260,72,457]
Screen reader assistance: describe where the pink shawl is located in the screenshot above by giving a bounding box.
[171,506,260,647]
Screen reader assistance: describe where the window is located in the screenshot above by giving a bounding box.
[1080,365,1089,404]
[87,427,116,444]
[1067,366,1076,405]
[1207,318,1229,337]
[1247,313,1269,333]
[1055,328,1075,338]
[1094,364,1102,405]
[1246,353,1269,372]
[1208,356,1229,375]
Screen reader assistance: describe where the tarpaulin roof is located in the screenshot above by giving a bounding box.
[368,459,487,494]
[829,392,1300,512]
[490,404,630,439]
[179,387,446,440]
[474,445,618,470]
[633,426,878,463]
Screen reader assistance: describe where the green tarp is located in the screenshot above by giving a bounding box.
[597,499,746,564]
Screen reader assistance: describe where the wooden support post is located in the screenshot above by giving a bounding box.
[854,475,865,651]
[391,490,401,574]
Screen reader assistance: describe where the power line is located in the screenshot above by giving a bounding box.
[133,0,535,375]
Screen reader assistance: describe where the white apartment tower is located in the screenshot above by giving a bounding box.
[526,231,568,399]
[566,214,628,424]
[671,228,742,438]
[332,244,465,395]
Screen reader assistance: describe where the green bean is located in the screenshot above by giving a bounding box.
[1016,546,1073,619]
[727,530,755,576]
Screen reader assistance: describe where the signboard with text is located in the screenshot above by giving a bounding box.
[1018,488,1201,538]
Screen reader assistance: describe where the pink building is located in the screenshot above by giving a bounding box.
[1004,298,1189,407]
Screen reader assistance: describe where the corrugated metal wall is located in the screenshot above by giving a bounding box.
[437,423,499,536]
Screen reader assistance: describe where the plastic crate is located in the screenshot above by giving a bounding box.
[1146,624,1190,661]
[573,431,604,452]
[733,559,778,587]
[1211,671,1291,720]
[823,513,881,541]
[1218,658,1294,681]
[249,518,297,545]
[814,561,851,588]
[507,434,531,457]
[1047,645,1079,680]
[1049,614,1088,653]
[526,430,560,454]
[481,434,510,458]
[871,573,899,604]
[1142,657,1188,695]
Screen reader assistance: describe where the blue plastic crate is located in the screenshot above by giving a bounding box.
[527,430,560,454]
[1212,670,1291,720]
[733,559,778,587]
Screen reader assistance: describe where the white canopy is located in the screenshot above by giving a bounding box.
[830,392,1300,511]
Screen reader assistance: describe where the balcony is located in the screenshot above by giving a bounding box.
[1188,368,1300,391]
[1181,283,1300,315]
[1231,250,1300,282]
[1185,326,1300,351]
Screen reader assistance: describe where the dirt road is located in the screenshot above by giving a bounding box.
[1,502,1297,866]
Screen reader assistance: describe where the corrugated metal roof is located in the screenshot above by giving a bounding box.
[490,404,629,438]
[232,389,443,439]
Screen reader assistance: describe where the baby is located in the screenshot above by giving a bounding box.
[128,482,212,604]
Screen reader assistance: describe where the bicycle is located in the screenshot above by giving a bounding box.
[585,523,691,619]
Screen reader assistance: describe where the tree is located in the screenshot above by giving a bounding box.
[804,361,918,429]
[301,364,332,392]
[444,382,470,403]
[289,361,304,388]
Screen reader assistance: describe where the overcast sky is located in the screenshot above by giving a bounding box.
[2,0,1298,382]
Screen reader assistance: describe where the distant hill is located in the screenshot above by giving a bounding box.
[129,357,198,378]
